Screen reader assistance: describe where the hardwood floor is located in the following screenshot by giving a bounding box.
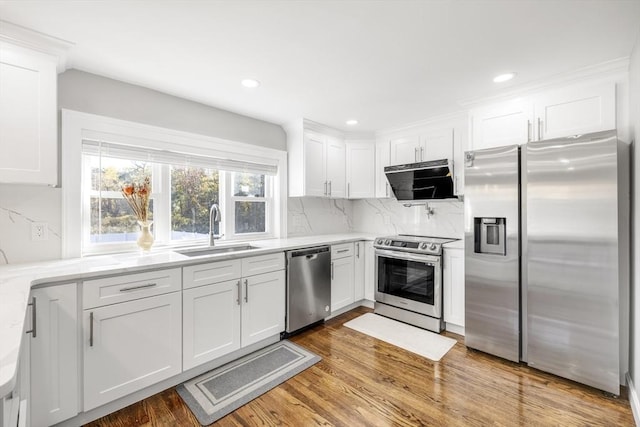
[85,306,635,426]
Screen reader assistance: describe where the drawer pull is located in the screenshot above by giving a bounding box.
[336,249,349,253]
[244,279,249,303]
[119,282,157,292]
[236,280,241,305]
[25,297,36,338]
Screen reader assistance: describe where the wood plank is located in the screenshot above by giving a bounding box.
[84,307,634,426]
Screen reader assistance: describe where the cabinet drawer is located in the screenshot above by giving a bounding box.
[331,243,354,259]
[83,268,181,308]
[183,259,242,290]
[241,252,285,276]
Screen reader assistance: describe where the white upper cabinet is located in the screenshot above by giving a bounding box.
[390,134,421,165]
[0,24,70,185]
[0,42,58,185]
[285,119,346,198]
[375,140,391,198]
[470,98,534,150]
[421,128,454,161]
[346,141,375,199]
[533,81,615,140]
[470,80,616,150]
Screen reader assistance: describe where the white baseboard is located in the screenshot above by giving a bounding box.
[627,372,640,426]
[445,322,465,336]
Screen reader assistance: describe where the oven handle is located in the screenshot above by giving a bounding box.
[375,249,441,265]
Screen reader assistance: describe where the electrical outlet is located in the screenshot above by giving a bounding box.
[31,222,49,241]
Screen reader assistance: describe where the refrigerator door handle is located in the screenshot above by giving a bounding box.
[527,120,532,142]
[537,118,543,140]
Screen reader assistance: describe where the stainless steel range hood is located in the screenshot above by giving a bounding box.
[384,159,455,201]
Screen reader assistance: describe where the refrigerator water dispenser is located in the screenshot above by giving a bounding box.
[474,217,506,255]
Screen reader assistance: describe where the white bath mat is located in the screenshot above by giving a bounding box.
[344,313,456,361]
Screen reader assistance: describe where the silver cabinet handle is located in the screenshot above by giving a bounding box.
[385,182,389,197]
[414,147,418,162]
[244,279,249,303]
[25,296,36,338]
[331,262,334,280]
[537,118,543,140]
[337,249,349,253]
[119,282,157,292]
[527,120,532,142]
[420,146,424,161]
[347,183,350,198]
[236,280,241,305]
[324,181,327,196]
[328,181,332,196]
[356,242,360,258]
[89,312,94,347]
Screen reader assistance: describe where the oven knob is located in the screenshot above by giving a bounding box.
[420,242,428,249]
[429,243,437,250]
[376,239,383,245]
[385,239,391,245]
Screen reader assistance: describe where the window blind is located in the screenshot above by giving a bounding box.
[82,139,278,176]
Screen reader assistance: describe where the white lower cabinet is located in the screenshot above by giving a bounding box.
[443,247,465,330]
[182,253,285,371]
[183,279,241,371]
[331,243,355,311]
[83,292,182,411]
[241,270,286,347]
[364,241,375,301]
[29,283,78,427]
[354,241,365,301]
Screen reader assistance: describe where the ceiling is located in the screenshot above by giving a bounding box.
[1,1,639,134]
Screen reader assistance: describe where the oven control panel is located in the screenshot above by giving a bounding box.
[374,235,452,255]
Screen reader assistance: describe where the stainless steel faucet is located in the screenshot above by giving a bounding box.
[209,203,221,246]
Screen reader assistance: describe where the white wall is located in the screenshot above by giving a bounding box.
[0,70,287,264]
[629,25,640,421]
[58,70,287,151]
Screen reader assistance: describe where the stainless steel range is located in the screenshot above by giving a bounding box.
[374,235,456,332]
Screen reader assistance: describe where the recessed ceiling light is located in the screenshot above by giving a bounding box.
[241,79,260,88]
[493,72,516,83]
[346,119,358,125]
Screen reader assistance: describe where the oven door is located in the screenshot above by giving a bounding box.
[375,249,442,318]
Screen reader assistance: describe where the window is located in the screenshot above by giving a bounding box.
[81,140,276,254]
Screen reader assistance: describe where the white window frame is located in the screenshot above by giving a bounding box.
[61,109,288,258]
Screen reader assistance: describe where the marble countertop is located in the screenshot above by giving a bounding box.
[0,232,375,397]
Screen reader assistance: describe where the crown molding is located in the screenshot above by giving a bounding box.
[375,110,468,138]
[0,20,74,71]
[459,57,630,109]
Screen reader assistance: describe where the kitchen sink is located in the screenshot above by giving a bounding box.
[175,244,257,257]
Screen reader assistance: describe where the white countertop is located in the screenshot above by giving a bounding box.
[0,233,375,397]
[443,239,464,249]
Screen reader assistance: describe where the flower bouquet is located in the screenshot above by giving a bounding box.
[121,176,154,251]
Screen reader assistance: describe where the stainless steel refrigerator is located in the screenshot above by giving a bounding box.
[464,130,629,395]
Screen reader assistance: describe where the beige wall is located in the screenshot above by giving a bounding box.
[58,69,287,151]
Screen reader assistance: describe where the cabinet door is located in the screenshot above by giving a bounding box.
[471,99,533,150]
[83,292,182,411]
[183,280,241,371]
[353,242,365,301]
[421,128,454,161]
[534,81,615,140]
[331,256,355,311]
[30,284,78,426]
[443,248,465,328]
[241,270,285,347]
[0,42,57,185]
[326,136,346,198]
[375,140,391,198]
[346,142,375,199]
[303,132,327,197]
[390,135,420,165]
[364,241,375,301]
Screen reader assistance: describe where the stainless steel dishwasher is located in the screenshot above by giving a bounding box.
[285,246,331,334]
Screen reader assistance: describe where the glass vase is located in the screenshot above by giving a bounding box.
[137,220,154,252]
